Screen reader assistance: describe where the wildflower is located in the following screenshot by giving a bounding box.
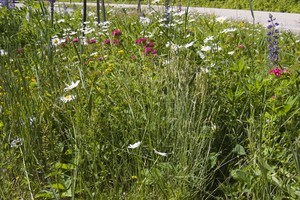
[146,42,155,47]
[89,38,96,44]
[197,51,205,59]
[184,41,194,48]
[216,16,227,23]
[72,37,79,43]
[90,52,98,57]
[201,45,211,52]
[204,36,214,43]
[1,0,8,7]
[79,36,88,45]
[131,176,138,182]
[64,80,80,91]
[136,38,147,44]
[60,95,76,103]
[267,13,280,68]
[51,36,67,46]
[221,28,237,34]
[112,29,122,36]
[269,67,290,77]
[128,141,141,149]
[140,17,151,25]
[57,19,65,24]
[228,51,235,55]
[10,138,23,148]
[0,49,7,56]
[62,2,67,13]
[104,39,111,44]
[154,149,168,157]
[144,47,157,54]
[237,44,245,49]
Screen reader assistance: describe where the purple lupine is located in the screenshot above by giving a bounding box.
[63,3,68,14]
[267,13,280,68]
[1,0,8,7]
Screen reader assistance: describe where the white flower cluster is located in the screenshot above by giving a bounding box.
[0,49,7,56]
[60,80,80,103]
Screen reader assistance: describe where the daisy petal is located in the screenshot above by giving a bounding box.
[154,149,168,157]
[128,141,142,149]
[64,80,80,91]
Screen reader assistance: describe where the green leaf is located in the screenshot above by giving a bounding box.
[54,162,75,170]
[271,175,282,187]
[50,183,66,190]
[35,190,54,199]
[62,188,73,198]
[232,144,246,155]
[230,169,250,185]
[284,95,298,114]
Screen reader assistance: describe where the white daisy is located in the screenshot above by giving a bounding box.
[64,80,80,91]
[0,49,7,56]
[184,41,194,48]
[216,16,227,23]
[201,45,211,52]
[228,51,235,55]
[154,149,168,157]
[204,36,214,43]
[10,138,23,148]
[197,51,205,59]
[128,141,142,149]
[60,95,76,103]
[140,17,151,25]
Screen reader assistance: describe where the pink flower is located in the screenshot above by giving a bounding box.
[136,38,147,44]
[147,42,155,47]
[104,39,111,44]
[144,47,157,55]
[89,39,96,44]
[73,37,79,43]
[269,67,290,76]
[144,47,153,54]
[237,44,245,49]
[112,29,122,36]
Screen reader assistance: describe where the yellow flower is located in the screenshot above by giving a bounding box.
[131,176,138,182]
[105,67,113,73]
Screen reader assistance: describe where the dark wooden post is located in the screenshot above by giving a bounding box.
[101,0,106,22]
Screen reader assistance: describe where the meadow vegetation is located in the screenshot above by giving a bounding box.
[1,1,300,199]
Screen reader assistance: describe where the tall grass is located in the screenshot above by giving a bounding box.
[1,1,300,199]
